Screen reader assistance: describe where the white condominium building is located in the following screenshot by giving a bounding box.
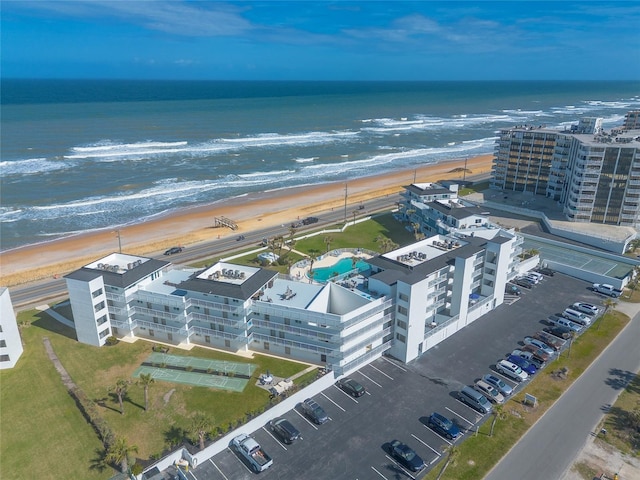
[0,288,24,369]
[65,221,522,371]
[491,113,640,228]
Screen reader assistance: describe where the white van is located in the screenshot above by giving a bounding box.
[562,308,592,326]
[526,271,544,282]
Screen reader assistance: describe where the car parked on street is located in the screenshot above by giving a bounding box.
[428,412,461,440]
[474,379,506,403]
[523,337,555,355]
[496,359,529,382]
[300,398,328,425]
[389,440,426,472]
[507,354,537,375]
[482,373,514,397]
[337,377,366,397]
[268,418,301,444]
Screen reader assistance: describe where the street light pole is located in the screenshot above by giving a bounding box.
[344,183,348,223]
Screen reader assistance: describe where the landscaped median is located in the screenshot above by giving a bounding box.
[421,310,630,480]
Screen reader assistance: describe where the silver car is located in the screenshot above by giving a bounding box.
[483,373,514,397]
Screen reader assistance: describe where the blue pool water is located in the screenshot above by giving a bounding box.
[309,257,369,282]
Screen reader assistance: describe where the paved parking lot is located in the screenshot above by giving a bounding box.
[184,273,604,480]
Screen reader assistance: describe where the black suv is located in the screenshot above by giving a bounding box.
[164,246,183,255]
[300,398,328,425]
[337,377,365,397]
[268,418,301,444]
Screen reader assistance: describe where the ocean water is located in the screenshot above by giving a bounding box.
[1,80,639,251]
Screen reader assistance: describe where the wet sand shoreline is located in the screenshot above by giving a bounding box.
[0,154,493,286]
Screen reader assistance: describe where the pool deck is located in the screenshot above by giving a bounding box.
[290,250,372,283]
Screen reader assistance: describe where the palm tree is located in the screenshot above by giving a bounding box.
[566,330,576,358]
[105,436,138,473]
[490,404,505,437]
[109,379,129,415]
[628,238,640,253]
[138,373,155,412]
[411,222,421,239]
[323,235,333,253]
[435,444,459,480]
[189,412,213,450]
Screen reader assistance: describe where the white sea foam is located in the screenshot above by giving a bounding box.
[237,170,295,179]
[0,157,70,176]
[293,157,317,163]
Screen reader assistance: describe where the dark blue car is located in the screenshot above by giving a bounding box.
[428,412,461,440]
[389,440,425,472]
[507,354,537,375]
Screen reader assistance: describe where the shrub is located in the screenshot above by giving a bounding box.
[105,336,119,346]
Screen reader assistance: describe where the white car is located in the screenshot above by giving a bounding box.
[523,337,555,356]
[572,302,599,316]
[496,359,529,382]
[474,380,505,404]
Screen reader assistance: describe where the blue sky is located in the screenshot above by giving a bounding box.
[2,1,639,80]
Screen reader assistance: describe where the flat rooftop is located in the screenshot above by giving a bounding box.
[383,235,467,268]
[196,262,261,285]
[86,252,151,274]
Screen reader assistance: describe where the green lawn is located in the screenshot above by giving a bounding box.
[421,310,630,480]
[0,309,311,479]
[599,372,640,456]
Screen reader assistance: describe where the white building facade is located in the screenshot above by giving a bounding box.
[0,288,24,369]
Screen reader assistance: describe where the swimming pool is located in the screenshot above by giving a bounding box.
[309,257,369,282]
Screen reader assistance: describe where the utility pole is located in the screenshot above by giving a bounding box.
[413,169,417,183]
[463,157,468,182]
[115,229,122,253]
[344,183,348,223]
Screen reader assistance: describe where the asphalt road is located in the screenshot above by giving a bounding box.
[485,307,640,480]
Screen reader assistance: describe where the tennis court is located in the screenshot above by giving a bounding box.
[522,237,633,280]
[132,353,257,392]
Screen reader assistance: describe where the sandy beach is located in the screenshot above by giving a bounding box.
[0,154,492,286]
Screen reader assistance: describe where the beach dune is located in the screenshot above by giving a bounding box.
[0,155,492,286]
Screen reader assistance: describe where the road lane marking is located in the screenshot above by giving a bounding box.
[422,424,453,445]
[262,426,288,450]
[411,433,440,456]
[209,459,229,480]
[445,406,475,426]
[359,372,382,388]
[370,364,394,380]
[293,408,318,430]
[371,466,389,479]
[381,356,407,371]
[321,392,346,411]
[384,455,416,479]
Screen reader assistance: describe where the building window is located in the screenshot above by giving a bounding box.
[264,342,270,351]
[398,293,409,302]
[285,346,291,355]
[94,301,105,313]
[284,318,290,325]
[225,340,231,348]
[97,315,108,326]
[149,329,154,337]
[321,354,327,362]
[91,288,103,298]
[396,320,407,330]
[396,333,406,343]
[0,355,9,362]
[168,333,173,341]
[0,340,6,348]
[99,328,110,339]
[205,335,211,343]
[397,305,408,316]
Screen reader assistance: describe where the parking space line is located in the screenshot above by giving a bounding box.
[411,433,440,457]
[371,466,389,479]
[384,455,416,480]
[187,471,198,480]
[369,364,394,380]
[381,356,407,371]
[262,426,288,450]
[333,384,360,402]
[422,424,452,445]
[445,406,475,426]
[209,459,229,480]
[321,392,346,411]
[228,446,254,473]
[293,409,318,430]
[359,372,382,388]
